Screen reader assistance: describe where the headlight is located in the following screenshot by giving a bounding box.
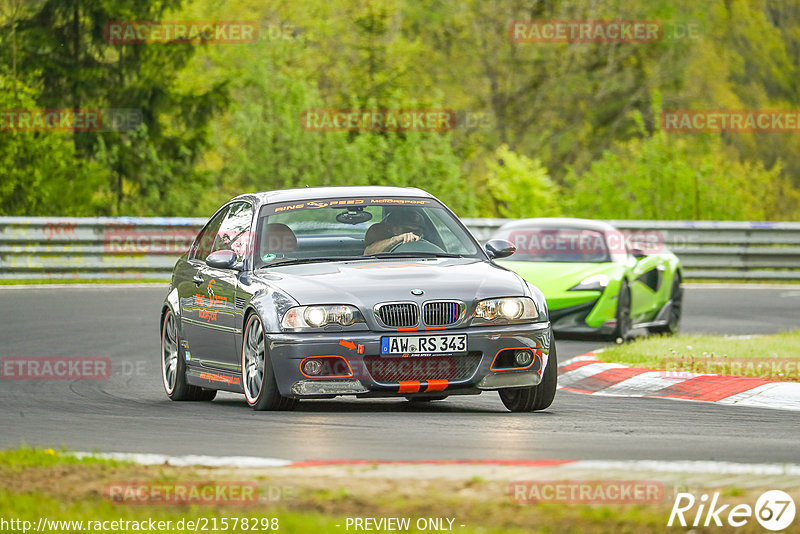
[281,305,361,329]
[473,297,538,324]
[569,274,610,292]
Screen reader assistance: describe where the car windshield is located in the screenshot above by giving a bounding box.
[498,226,611,263]
[253,196,481,268]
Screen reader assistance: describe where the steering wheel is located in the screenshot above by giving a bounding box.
[388,238,446,254]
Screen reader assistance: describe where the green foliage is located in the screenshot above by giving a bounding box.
[477,145,560,218]
[0,76,108,215]
[565,112,794,220]
[186,4,476,215]
[0,446,124,469]
[0,0,227,216]
[2,0,800,220]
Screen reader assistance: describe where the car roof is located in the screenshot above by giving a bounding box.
[230,186,434,205]
[497,217,617,233]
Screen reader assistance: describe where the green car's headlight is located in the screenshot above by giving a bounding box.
[473,297,538,325]
[281,305,362,329]
[569,274,610,292]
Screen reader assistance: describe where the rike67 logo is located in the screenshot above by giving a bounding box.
[668,490,796,531]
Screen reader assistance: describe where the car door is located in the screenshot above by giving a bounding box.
[180,202,253,371]
[178,205,229,368]
[629,252,666,323]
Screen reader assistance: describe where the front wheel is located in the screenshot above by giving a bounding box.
[499,343,558,412]
[611,280,632,341]
[161,308,216,402]
[649,275,682,335]
[242,312,297,411]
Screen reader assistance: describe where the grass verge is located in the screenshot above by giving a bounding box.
[0,447,744,534]
[599,331,800,381]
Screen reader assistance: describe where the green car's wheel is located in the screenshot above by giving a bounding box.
[499,343,558,412]
[612,280,632,341]
[649,275,682,335]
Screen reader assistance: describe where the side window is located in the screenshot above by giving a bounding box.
[213,202,254,259]
[192,207,230,262]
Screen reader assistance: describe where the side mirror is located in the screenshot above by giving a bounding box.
[630,245,648,259]
[485,239,516,260]
[206,249,241,270]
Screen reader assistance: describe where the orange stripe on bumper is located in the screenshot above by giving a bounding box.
[398,381,421,393]
[425,379,448,392]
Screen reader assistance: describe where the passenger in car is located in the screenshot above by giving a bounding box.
[261,223,297,256]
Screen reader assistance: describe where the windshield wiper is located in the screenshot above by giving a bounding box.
[367,252,467,259]
[261,252,469,268]
[261,256,366,268]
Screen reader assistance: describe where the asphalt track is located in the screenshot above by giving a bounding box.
[0,285,798,463]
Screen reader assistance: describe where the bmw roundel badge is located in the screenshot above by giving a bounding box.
[411,289,424,296]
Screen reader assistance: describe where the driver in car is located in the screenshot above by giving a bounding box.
[363,209,424,254]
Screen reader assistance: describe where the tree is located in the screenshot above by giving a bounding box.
[476,144,560,218]
[2,0,228,215]
[565,112,796,220]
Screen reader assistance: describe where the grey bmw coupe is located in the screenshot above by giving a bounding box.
[160,186,557,412]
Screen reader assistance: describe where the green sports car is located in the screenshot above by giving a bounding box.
[490,218,683,339]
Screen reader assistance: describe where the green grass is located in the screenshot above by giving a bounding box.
[0,446,125,470]
[0,278,169,285]
[0,489,670,534]
[599,331,800,381]
[0,447,682,534]
[0,492,356,534]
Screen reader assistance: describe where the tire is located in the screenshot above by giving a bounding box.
[242,312,298,411]
[611,280,632,341]
[194,389,218,402]
[406,395,448,402]
[499,342,558,412]
[161,308,216,401]
[649,274,682,335]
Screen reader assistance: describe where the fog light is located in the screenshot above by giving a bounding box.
[302,359,323,376]
[514,350,533,367]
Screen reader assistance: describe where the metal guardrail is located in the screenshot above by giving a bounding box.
[1,217,799,280]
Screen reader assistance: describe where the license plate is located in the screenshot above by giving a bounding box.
[381,334,467,355]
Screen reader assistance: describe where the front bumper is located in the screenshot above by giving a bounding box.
[549,288,620,335]
[268,322,552,398]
